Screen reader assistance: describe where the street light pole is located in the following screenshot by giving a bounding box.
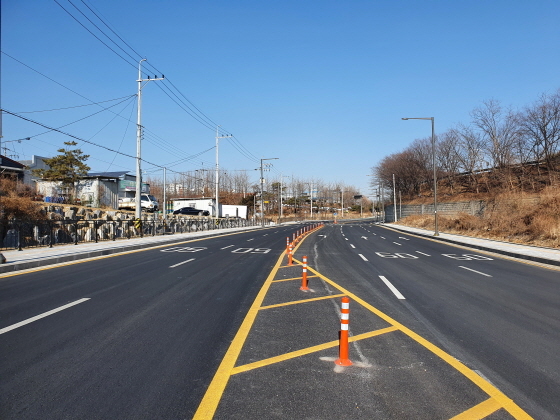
[136,59,164,220]
[402,117,438,235]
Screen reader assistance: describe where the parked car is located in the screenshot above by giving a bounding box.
[173,206,210,216]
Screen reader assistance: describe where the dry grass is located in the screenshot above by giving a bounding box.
[398,185,560,248]
[0,178,46,220]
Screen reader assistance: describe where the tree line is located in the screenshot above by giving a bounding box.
[372,89,560,199]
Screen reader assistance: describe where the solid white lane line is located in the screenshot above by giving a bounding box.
[0,298,90,335]
[220,245,234,249]
[359,254,368,261]
[416,251,431,256]
[393,242,402,246]
[459,266,493,277]
[169,258,195,268]
[350,244,356,248]
[378,276,406,300]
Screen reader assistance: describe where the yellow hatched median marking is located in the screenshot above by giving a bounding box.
[450,397,502,419]
[271,275,318,283]
[260,293,345,310]
[231,326,398,375]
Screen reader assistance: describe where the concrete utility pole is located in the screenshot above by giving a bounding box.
[136,59,164,219]
[260,158,278,227]
[215,126,232,218]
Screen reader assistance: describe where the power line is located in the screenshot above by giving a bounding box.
[14,95,136,113]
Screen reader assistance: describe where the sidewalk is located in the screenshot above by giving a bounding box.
[385,222,560,268]
[0,225,263,275]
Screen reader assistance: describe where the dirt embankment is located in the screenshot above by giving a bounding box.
[396,185,560,249]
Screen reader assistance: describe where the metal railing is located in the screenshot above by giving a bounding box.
[0,217,269,250]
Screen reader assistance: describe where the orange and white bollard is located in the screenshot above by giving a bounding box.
[293,233,296,244]
[335,297,353,366]
[288,243,293,266]
[286,237,290,254]
[300,255,309,291]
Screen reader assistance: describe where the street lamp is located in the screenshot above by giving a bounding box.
[402,117,438,235]
[260,157,278,227]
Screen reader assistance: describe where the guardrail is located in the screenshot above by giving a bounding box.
[0,217,269,250]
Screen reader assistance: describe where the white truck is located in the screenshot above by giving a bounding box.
[118,194,159,212]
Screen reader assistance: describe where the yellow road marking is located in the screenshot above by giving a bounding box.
[231,326,398,375]
[305,264,533,420]
[192,248,286,420]
[450,397,502,419]
[260,293,345,310]
[271,275,318,282]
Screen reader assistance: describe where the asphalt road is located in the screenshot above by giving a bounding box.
[304,221,559,419]
[0,225,300,419]
[1,221,558,419]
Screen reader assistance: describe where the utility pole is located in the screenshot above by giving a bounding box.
[215,126,232,218]
[136,59,164,219]
[260,157,278,227]
[163,167,167,220]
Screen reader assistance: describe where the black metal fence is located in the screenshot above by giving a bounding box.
[0,217,268,250]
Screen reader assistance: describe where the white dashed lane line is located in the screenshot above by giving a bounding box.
[416,251,431,256]
[393,242,402,246]
[358,254,368,261]
[350,244,356,248]
[459,266,492,277]
[221,245,234,249]
[379,276,406,300]
[170,258,196,268]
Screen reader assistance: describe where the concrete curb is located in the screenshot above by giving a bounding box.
[385,224,560,268]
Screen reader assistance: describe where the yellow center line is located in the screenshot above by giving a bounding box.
[449,397,502,419]
[260,293,346,310]
[271,275,318,283]
[304,264,533,420]
[231,326,398,375]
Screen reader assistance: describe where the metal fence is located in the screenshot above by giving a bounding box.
[0,217,268,250]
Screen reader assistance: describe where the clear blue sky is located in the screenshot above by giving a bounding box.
[2,0,559,196]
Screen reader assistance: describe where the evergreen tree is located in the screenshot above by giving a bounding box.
[32,141,90,201]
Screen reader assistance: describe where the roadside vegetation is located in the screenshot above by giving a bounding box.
[372,89,560,249]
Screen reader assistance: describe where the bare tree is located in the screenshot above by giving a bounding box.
[520,89,560,183]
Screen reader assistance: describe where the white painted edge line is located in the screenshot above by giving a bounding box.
[416,251,431,256]
[350,244,356,249]
[358,254,368,261]
[379,276,406,299]
[220,245,234,249]
[393,242,402,246]
[0,298,90,335]
[459,266,493,277]
[170,258,195,268]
